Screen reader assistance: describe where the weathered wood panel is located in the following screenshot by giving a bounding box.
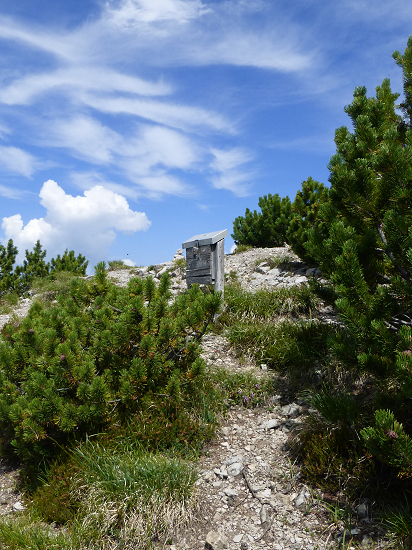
[213,239,225,295]
[185,245,211,260]
[186,258,211,272]
[187,268,211,277]
[187,275,213,285]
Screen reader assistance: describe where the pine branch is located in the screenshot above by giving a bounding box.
[377,223,411,283]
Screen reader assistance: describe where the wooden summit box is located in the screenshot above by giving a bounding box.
[182,229,228,293]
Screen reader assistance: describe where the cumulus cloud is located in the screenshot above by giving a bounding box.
[122,258,137,266]
[2,180,151,268]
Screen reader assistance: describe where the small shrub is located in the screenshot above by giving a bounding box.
[31,458,79,525]
[300,430,375,496]
[209,368,272,409]
[232,194,292,247]
[0,270,221,468]
[173,257,186,271]
[232,244,253,254]
[0,292,19,315]
[107,260,132,271]
[307,389,361,428]
[0,514,71,549]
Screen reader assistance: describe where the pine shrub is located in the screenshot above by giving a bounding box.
[0,265,221,467]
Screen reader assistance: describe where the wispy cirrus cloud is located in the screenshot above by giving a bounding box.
[80,94,232,133]
[210,147,256,197]
[0,0,405,208]
[105,0,210,25]
[0,184,26,199]
[0,67,172,106]
[0,145,40,177]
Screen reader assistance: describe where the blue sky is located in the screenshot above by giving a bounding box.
[0,0,411,271]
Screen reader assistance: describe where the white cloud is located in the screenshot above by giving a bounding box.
[0,122,11,138]
[2,180,151,267]
[187,31,312,72]
[0,146,39,177]
[106,0,210,26]
[269,135,336,155]
[47,115,123,164]
[45,118,198,196]
[0,185,26,200]
[126,171,190,197]
[0,67,171,106]
[337,0,412,23]
[132,125,199,168]
[70,171,142,200]
[80,93,232,133]
[210,147,255,197]
[0,17,76,61]
[122,258,136,266]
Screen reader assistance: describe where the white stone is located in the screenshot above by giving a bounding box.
[261,419,279,430]
[260,504,271,524]
[233,534,243,543]
[224,455,244,466]
[256,488,271,499]
[227,462,243,476]
[205,531,229,550]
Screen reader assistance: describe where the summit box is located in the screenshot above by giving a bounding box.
[182,229,228,293]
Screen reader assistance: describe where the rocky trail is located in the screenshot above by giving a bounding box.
[0,247,389,549]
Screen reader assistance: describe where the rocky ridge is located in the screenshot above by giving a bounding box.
[0,247,389,549]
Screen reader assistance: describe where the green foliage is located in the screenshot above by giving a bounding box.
[0,240,18,297]
[227,319,335,372]
[208,369,272,409]
[30,271,78,304]
[232,243,253,254]
[384,504,412,546]
[286,177,330,264]
[0,292,19,315]
[31,457,79,524]
[301,430,375,495]
[232,193,292,247]
[361,410,412,472]
[74,439,196,507]
[49,249,88,276]
[0,239,89,298]
[14,241,49,293]
[299,37,412,479]
[223,282,318,321]
[307,389,361,429]
[0,514,71,549]
[0,269,221,467]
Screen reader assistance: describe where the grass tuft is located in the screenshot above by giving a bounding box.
[71,440,197,548]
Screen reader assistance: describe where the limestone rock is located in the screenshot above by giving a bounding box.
[205,531,229,550]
